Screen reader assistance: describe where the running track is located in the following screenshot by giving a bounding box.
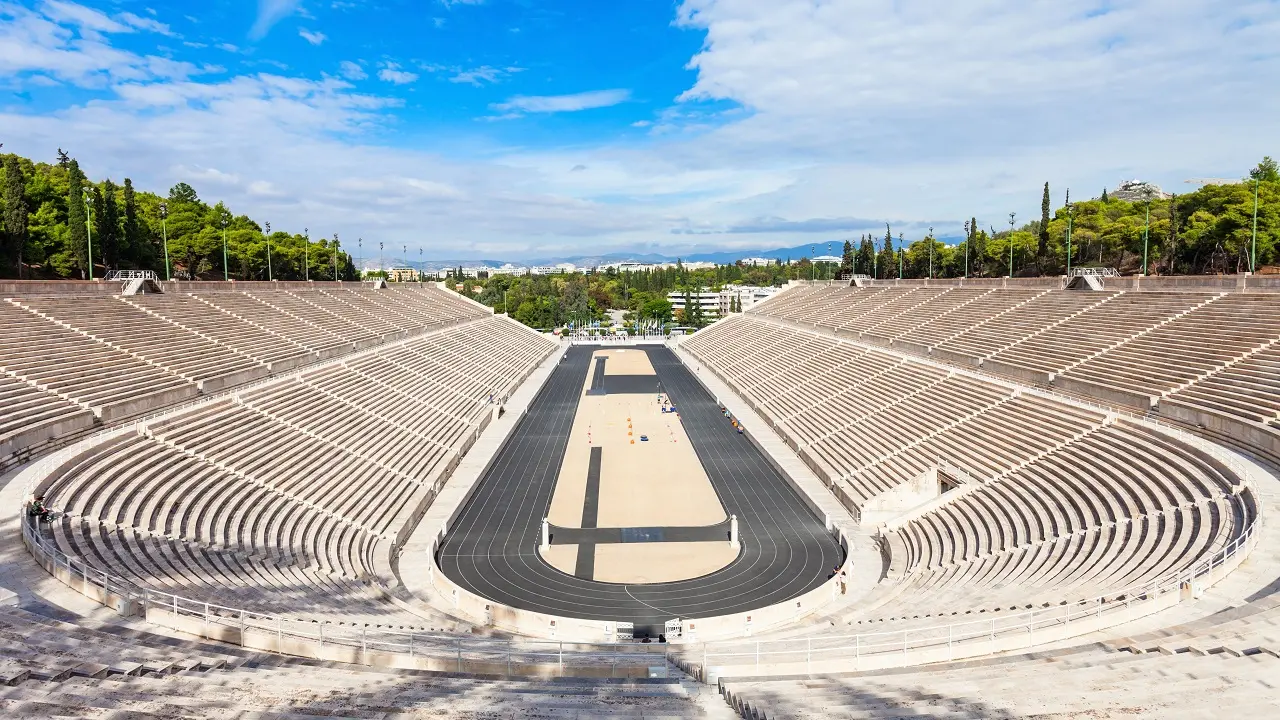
[436,344,844,628]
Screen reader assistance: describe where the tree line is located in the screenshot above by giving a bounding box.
[0,149,357,281]
[838,158,1278,279]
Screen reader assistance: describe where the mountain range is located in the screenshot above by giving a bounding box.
[381,237,964,272]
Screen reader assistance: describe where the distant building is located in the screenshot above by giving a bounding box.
[1107,180,1172,202]
[722,284,781,313]
[387,267,419,282]
[530,264,575,275]
[668,289,722,319]
[740,257,774,267]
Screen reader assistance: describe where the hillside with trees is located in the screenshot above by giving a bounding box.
[2,148,1274,326]
[0,149,356,281]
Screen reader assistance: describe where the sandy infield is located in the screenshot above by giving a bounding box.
[546,348,726,529]
[541,542,740,584]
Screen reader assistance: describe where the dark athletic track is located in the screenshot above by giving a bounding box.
[436,345,844,627]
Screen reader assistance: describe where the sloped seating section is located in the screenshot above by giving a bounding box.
[888,424,1247,614]
[748,284,1280,461]
[0,604,703,719]
[683,312,1253,626]
[683,316,1107,508]
[0,284,491,469]
[721,647,1280,719]
[37,316,555,627]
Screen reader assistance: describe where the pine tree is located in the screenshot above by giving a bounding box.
[3,154,29,278]
[66,160,89,278]
[858,235,874,275]
[122,178,141,268]
[840,238,855,276]
[1101,188,1109,202]
[1039,182,1051,261]
[1166,193,1179,275]
[97,180,120,270]
[56,148,70,168]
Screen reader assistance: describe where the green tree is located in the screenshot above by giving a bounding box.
[66,160,89,278]
[96,180,121,270]
[121,178,142,269]
[1250,156,1279,183]
[1039,182,1051,261]
[857,235,874,276]
[840,238,854,276]
[3,154,30,277]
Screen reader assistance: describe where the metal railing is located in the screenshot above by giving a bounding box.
[105,270,159,281]
[695,488,1260,675]
[19,514,667,675]
[1068,267,1120,277]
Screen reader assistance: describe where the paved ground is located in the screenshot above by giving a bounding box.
[436,344,844,629]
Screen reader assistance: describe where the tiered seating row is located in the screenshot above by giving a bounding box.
[684,316,1106,507]
[0,286,491,469]
[747,285,1280,459]
[685,311,1253,628]
[39,316,555,626]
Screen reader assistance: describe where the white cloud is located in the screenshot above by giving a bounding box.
[0,3,209,86]
[449,65,519,86]
[298,28,326,45]
[439,0,485,7]
[39,0,126,34]
[249,0,301,40]
[117,11,172,35]
[491,89,630,115]
[377,62,418,84]
[338,60,366,80]
[5,0,1280,261]
[216,42,241,53]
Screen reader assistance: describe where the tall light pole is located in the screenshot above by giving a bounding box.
[1251,178,1260,273]
[1003,210,1013,278]
[304,228,310,281]
[83,188,94,281]
[265,221,273,281]
[1142,192,1151,276]
[379,241,384,275]
[928,226,934,279]
[1064,190,1073,277]
[1184,176,1260,273]
[357,237,362,277]
[220,211,230,281]
[333,233,339,280]
[898,233,904,279]
[810,245,815,282]
[963,220,970,279]
[159,202,170,281]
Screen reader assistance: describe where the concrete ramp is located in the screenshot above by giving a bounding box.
[121,278,163,295]
[1066,274,1107,291]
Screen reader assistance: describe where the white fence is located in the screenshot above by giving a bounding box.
[20,514,668,677]
[694,504,1260,680]
[105,270,159,281]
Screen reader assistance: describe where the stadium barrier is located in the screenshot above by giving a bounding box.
[686,507,1260,681]
[19,515,666,678]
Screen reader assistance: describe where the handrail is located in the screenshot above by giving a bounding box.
[19,515,665,674]
[105,270,159,281]
[696,507,1260,674]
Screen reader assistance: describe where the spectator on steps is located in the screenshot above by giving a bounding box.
[28,496,52,523]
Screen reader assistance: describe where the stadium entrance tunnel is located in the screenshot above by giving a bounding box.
[434,344,846,635]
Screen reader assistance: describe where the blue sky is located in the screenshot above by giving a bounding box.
[2,0,1278,262]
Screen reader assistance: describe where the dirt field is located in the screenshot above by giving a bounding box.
[541,347,735,584]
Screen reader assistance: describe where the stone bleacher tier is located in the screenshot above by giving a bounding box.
[25,288,555,632]
[5,280,1280,717]
[0,286,491,469]
[733,284,1280,465]
[681,291,1260,636]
